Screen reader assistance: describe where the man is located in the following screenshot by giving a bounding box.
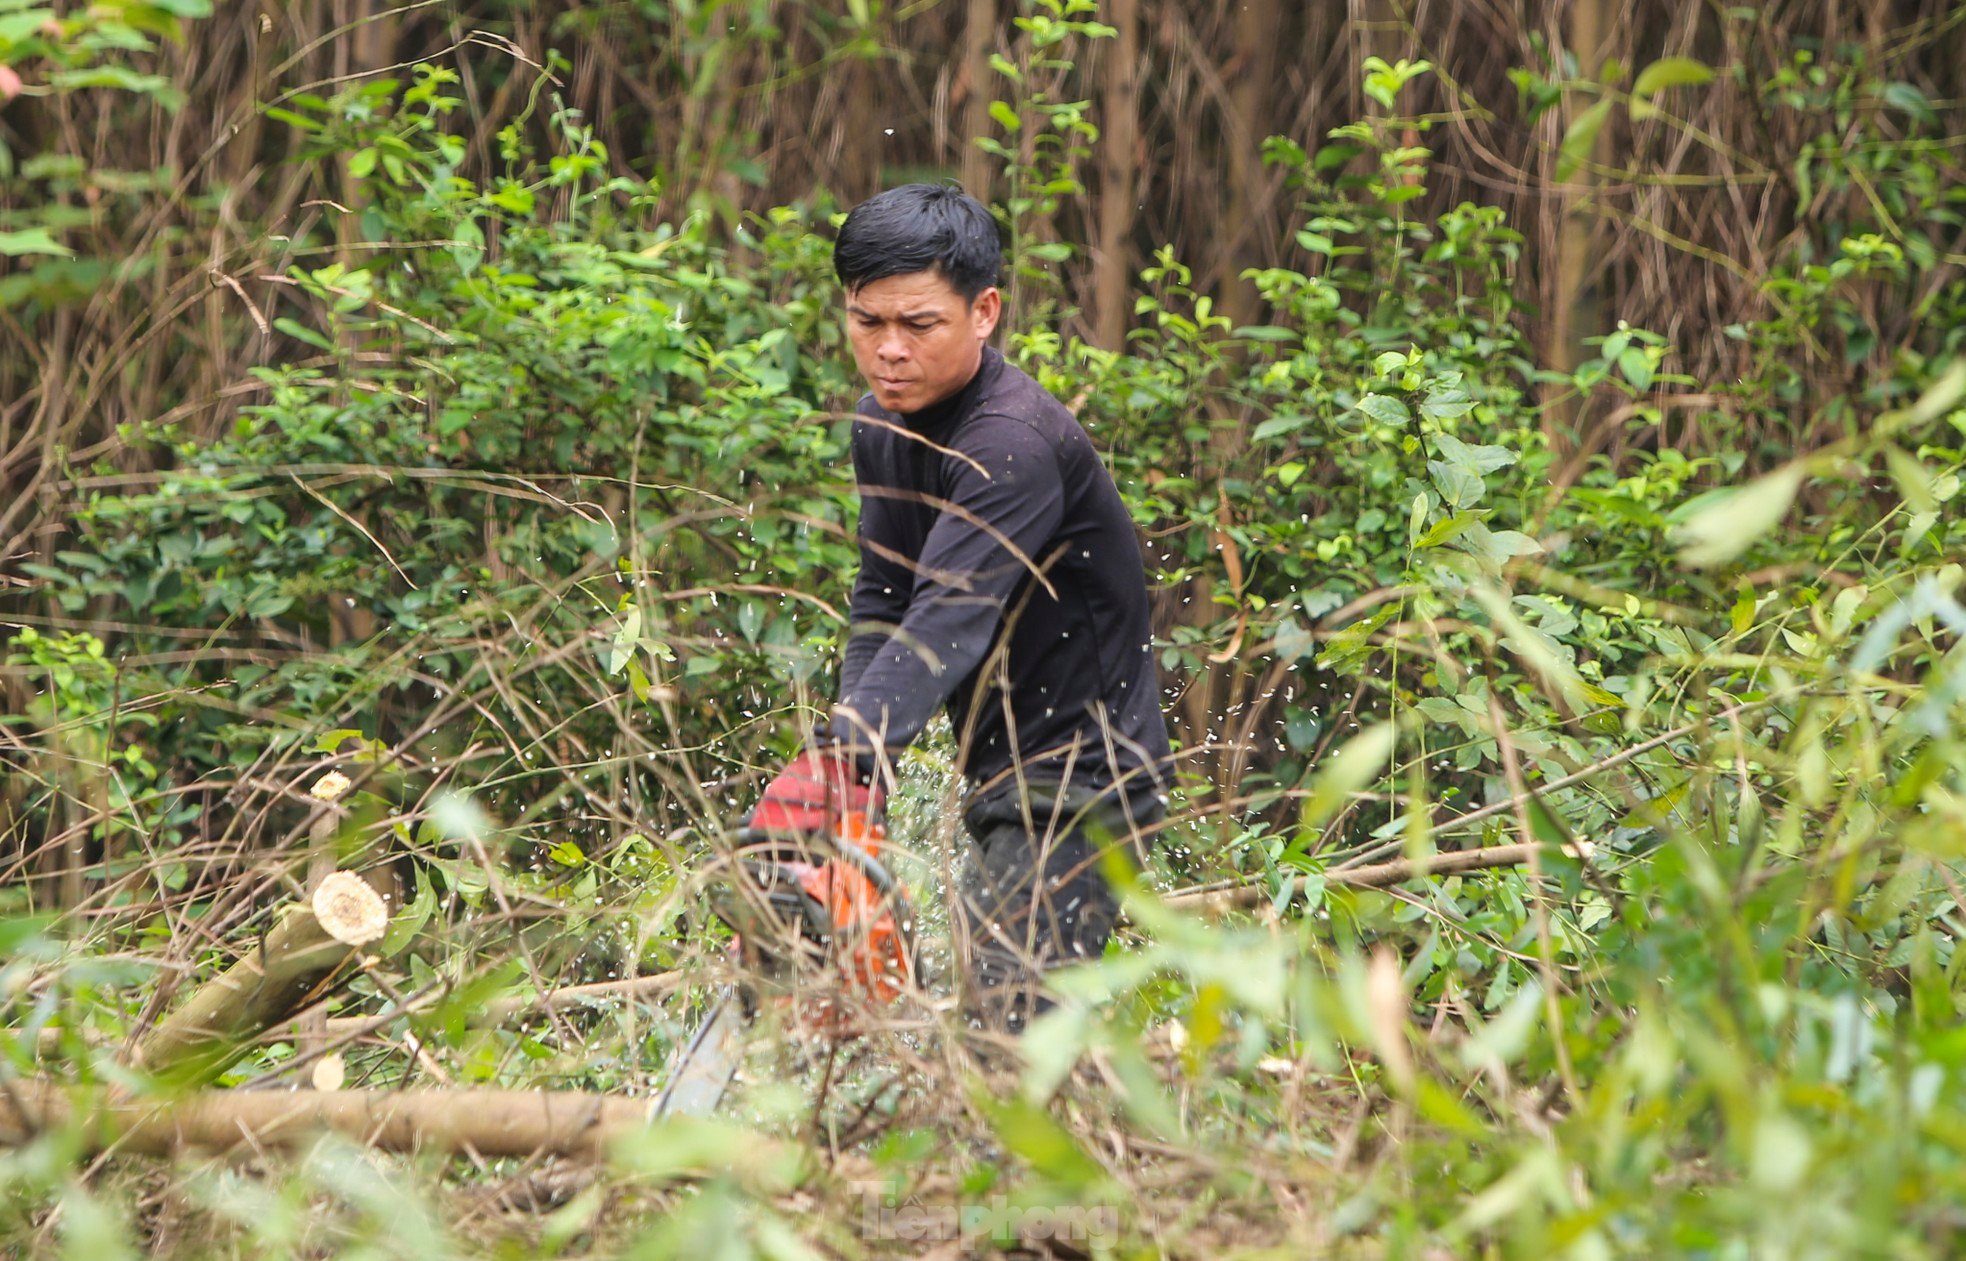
[748,184,1170,1032]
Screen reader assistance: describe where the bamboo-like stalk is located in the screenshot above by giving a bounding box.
[1161,842,1588,916]
[32,970,684,1059]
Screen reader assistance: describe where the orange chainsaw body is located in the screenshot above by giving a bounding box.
[788,810,909,1003]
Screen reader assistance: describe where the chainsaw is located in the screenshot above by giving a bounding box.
[650,806,916,1119]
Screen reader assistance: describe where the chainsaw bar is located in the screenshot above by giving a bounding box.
[650,983,747,1119]
[651,821,915,1121]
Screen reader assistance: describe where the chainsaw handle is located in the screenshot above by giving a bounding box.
[732,825,904,901]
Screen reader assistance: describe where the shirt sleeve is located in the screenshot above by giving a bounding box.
[836,417,1065,754]
[838,428,915,700]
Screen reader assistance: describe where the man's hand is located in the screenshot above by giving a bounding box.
[746,746,884,839]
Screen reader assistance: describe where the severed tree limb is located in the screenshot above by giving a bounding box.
[1162,842,1592,916]
[0,1081,656,1159]
[136,872,391,1084]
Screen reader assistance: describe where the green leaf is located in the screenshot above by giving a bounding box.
[314,728,368,753]
[49,67,185,108]
[976,1092,1107,1195]
[1900,358,1966,428]
[0,227,72,257]
[1630,57,1713,121]
[1673,465,1804,568]
[0,13,57,44]
[1302,723,1395,831]
[1018,1005,1094,1104]
[1414,510,1480,550]
[988,100,1021,133]
[1252,413,1306,442]
[378,865,436,955]
[1453,521,1542,568]
[1884,445,1935,513]
[1460,982,1545,1069]
[1880,81,1935,124]
[1432,431,1515,474]
[273,317,333,352]
[1555,98,1611,181]
[1419,387,1474,422]
[1617,345,1654,390]
[262,106,319,131]
[1632,55,1713,100]
[120,4,185,44]
[608,605,642,676]
[1355,393,1412,428]
[1473,585,1594,710]
[1429,460,1485,509]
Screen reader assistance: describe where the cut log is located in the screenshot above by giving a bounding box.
[0,1081,652,1159]
[137,872,393,1083]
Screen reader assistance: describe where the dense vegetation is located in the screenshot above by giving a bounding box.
[3,0,1965,1256]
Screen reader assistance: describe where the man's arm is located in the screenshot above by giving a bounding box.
[834,417,1065,754]
[838,492,913,700]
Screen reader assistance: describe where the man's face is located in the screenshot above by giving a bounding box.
[845,269,1001,414]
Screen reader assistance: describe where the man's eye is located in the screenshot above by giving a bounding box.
[907,321,936,332]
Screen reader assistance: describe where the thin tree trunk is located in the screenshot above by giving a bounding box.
[1217,0,1281,331]
[960,0,996,197]
[1093,0,1140,351]
[1546,0,1615,447]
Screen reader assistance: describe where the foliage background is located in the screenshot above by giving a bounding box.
[2,0,1966,1257]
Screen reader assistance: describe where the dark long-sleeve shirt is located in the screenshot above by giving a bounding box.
[836,347,1170,813]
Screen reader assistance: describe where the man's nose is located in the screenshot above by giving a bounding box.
[876,330,909,362]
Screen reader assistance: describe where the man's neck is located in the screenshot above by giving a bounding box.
[896,348,996,429]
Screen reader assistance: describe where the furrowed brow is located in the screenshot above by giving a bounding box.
[846,304,946,323]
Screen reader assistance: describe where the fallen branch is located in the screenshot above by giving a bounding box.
[321,971,687,1040]
[1163,842,1591,915]
[30,971,685,1060]
[476,971,685,1025]
[0,1081,650,1159]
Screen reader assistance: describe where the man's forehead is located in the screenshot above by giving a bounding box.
[846,270,970,312]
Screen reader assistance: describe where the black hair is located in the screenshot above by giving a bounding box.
[833,184,1003,300]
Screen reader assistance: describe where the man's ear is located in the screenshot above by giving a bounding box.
[971,286,1002,339]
